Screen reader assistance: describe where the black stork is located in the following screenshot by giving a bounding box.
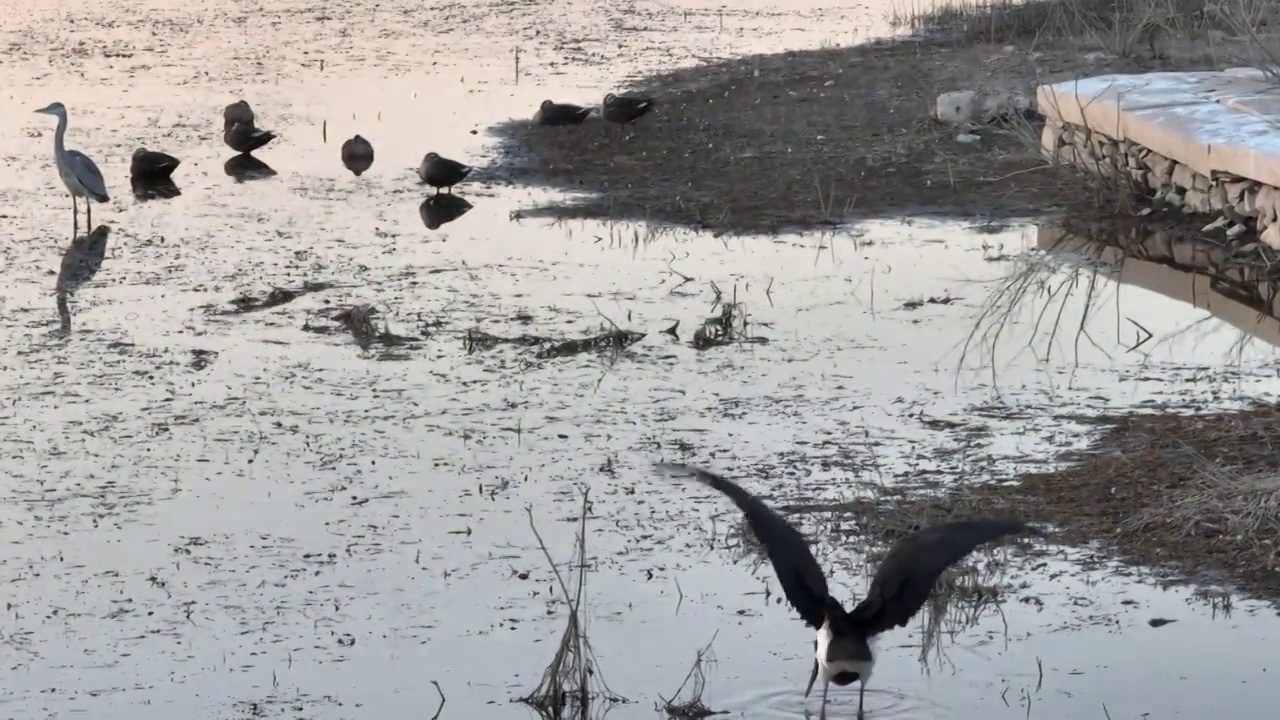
[654,462,1040,719]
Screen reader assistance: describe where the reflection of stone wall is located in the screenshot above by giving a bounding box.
[1038,223,1280,336]
[1041,120,1280,248]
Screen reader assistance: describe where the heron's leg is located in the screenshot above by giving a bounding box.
[819,681,829,720]
[857,681,865,720]
[86,200,92,230]
[72,196,78,239]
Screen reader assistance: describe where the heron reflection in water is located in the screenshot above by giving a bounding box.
[419,194,474,230]
[34,102,109,238]
[55,225,110,335]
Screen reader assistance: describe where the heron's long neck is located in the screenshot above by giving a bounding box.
[53,112,68,156]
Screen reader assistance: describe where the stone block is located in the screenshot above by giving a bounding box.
[1209,185,1228,210]
[1225,180,1254,204]
[1184,189,1211,213]
[1172,163,1197,189]
[1148,154,1174,184]
[1240,189,1259,216]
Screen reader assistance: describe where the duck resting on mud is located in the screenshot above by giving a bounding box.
[602,92,655,135]
[534,100,592,126]
[130,148,182,181]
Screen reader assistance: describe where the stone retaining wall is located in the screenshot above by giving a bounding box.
[1041,119,1280,249]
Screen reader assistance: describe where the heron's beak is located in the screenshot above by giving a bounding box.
[804,658,819,697]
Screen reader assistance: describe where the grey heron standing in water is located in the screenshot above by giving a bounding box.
[654,463,1040,720]
[34,102,110,239]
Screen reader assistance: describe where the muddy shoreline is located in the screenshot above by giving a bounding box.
[490,0,1268,235]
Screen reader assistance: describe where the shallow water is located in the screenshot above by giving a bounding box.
[2,0,1279,719]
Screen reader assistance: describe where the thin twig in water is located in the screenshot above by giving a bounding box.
[518,488,628,718]
[431,681,446,720]
[659,632,726,719]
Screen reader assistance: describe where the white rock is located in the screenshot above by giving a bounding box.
[956,133,982,144]
[935,91,978,125]
[1226,223,1249,239]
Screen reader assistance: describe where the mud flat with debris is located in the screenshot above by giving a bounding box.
[3,0,1280,718]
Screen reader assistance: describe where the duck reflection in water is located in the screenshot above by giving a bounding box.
[419,194,474,230]
[130,147,183,201]
[54,225,110,335]
[224,153,277,183]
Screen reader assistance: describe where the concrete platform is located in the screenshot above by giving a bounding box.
[1037,67,1280,187]
[1037,68,1280,247]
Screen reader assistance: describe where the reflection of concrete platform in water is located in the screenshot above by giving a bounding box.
[1038,224,1280,348]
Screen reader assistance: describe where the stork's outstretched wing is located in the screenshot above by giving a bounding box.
[655,463,830,629]
[847,517,1037,637]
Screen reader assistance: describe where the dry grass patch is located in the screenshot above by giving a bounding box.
[965,402,1280,600]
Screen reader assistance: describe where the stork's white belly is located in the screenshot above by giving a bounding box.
[815,620,876,685]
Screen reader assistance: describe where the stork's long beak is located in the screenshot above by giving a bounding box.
[804,658,819,697]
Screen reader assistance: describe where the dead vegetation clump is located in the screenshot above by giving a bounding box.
[658,634,726,720]
[205,280,337,315]
[463,325,645,359]
[491,0,1276,234]
[517,488,628,719]
[961,402,1280,599]
[303,303,426,355]
[691,284,768,351]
